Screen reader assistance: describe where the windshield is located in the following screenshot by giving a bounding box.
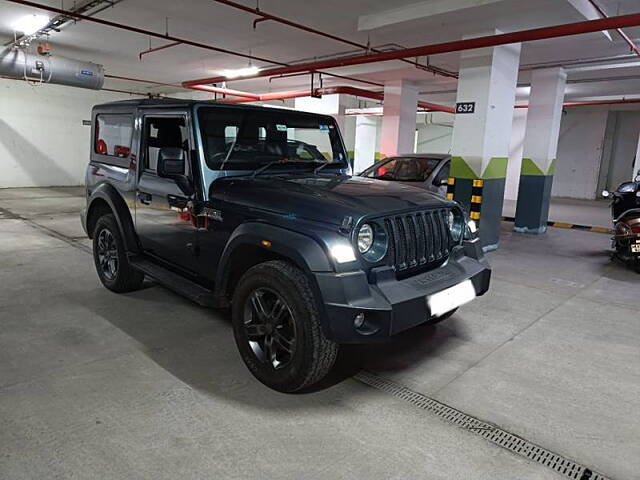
[197,106,347,171]
[364,156,442,182]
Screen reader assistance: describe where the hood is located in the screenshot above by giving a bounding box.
[213,174,453,225]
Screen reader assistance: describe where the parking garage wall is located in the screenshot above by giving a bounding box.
[0,78,126,188]
[551,107,609,200]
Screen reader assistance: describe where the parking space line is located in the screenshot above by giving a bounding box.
[502,216,613,234]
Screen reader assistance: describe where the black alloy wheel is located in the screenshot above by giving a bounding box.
[243,287,296,369]
[96,228,118,281]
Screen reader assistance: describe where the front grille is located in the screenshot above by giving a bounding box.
[383,208,453,275]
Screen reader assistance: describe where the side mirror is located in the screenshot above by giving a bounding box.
[157,147,193,197]
[602,190,610,198]
[435,178,448,187]
[157,147,185,178]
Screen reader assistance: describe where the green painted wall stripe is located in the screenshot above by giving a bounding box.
[520,158,545,176]
[481,157,507,179]
[520,157,556,176]
[451,156,479,179]
[546,159,556,175]
[451,156,507,179]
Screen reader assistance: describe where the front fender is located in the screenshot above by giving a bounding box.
[216,222,333,286]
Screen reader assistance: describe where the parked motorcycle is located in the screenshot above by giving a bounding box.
[602,171,640,272]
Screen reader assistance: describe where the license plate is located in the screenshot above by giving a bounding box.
[632,244,640,253]
[427,280,476,317]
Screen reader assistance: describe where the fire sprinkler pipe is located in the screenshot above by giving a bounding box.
[7,0,382,88]
[183,13,640,87]
[5,0,286,66]
[212,85,456,113]
[210,0,458,79]
[139,41,182,60]
[188,84,261,99]
[587,0,640,56]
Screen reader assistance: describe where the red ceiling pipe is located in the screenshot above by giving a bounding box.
[188,84,261,99]
[587,0,640,56]
[139,41,182,60]
[105,74,263,100]
[183,13,640,87]
[6,0,383,88]
[6,0,287,66]
[210,0,457,79]
[105,74,182,89]
[213,85,456,113]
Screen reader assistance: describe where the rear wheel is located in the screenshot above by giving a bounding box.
[92,214,144,293]
[231,260,338,392]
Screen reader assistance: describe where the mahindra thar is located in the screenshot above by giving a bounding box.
[81,98,491,392]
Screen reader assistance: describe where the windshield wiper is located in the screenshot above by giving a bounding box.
[252,160,323,178]
[314,161,341,174]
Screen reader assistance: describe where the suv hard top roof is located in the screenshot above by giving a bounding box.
[93,97,335,120]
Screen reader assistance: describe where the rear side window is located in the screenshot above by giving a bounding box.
[95,114,133,158]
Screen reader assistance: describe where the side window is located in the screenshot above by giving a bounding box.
[144,117,189,174]
[95,114,132,158]
[434,161,450,185]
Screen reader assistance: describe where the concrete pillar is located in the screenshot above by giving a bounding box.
[450,35,521,250]
[354,116,379,174]
[633,131,640,181]
[380,80,418,157]
[514,67,567,233]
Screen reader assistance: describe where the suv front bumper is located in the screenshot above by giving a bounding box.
[313,238,491,343]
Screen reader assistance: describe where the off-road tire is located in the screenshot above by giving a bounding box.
[232,260,338,392]
[92,214,144,293]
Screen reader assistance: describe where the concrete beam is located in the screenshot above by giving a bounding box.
[358,0,505,31]
[565,0,613,40]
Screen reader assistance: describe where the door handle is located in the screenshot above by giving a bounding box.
[137,191,152,205]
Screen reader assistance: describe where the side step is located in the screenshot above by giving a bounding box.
[129,256,217,307]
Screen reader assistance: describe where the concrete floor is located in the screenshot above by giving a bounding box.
[1,187,639,480]
[503,197,611,228]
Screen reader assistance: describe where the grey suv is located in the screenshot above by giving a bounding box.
[81,98,491,392]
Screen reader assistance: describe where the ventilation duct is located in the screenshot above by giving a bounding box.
[0,48,104,89]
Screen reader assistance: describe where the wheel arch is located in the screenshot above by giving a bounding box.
[215,222,332,303]
[86,183,139,253]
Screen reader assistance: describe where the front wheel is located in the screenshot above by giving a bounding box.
[231,260,338,392]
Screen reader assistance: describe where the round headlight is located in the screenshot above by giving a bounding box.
[357,223,374,253]
[447,210,464,241]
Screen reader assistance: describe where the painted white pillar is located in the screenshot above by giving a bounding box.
[633,131,640,181]
[505,108,528,201]
[450,33,521,249]
[354,116,379,174]
[294,93,350,132]
[514,67,567,233]
[380,79,418,157]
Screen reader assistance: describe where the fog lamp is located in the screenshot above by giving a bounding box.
[354,312,365,329]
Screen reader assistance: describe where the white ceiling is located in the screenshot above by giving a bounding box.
[1,0,639,105]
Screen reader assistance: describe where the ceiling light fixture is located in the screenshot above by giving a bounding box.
[12,14,49,35]
[220,66,260,79]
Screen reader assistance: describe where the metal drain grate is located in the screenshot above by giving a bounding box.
[354,371,610,480]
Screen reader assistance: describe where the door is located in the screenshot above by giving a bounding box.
[430,160,450,196]
[135,113,199,272]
